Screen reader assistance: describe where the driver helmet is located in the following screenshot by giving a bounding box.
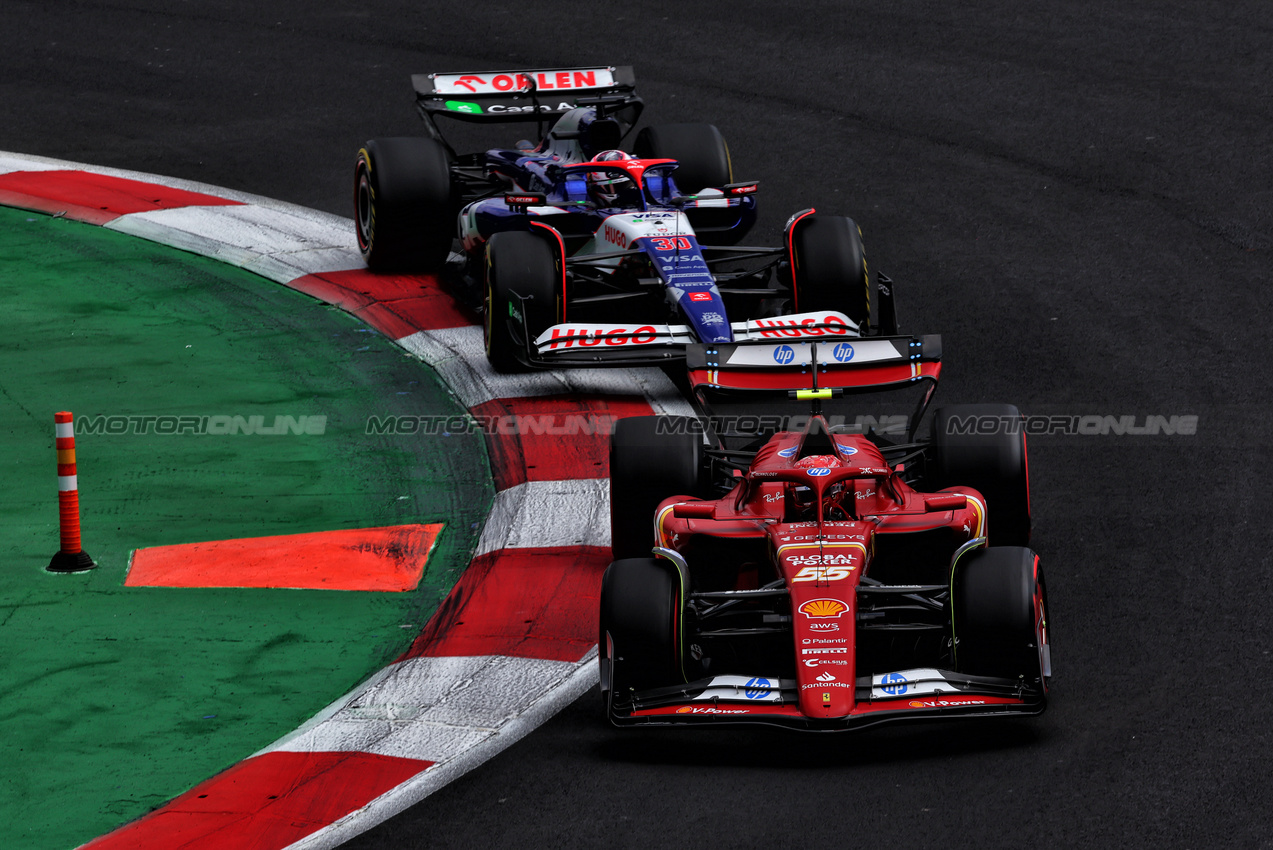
[588,150,635,205]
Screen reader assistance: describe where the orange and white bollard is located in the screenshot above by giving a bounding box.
[47,411,95,572]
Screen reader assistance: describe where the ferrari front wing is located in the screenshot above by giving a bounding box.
[608,668,1046,731]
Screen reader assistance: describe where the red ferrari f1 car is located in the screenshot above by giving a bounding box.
[600,336,1050,730]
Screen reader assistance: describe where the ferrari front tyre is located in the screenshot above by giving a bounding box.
[789,214,871,327]
[931,404,1032,546]
[483,231,562,373]
[354,137,453,271]
[633,123,732,193]
[609,415,704,559]
[953,546,1049,693]
[600,558,683,708]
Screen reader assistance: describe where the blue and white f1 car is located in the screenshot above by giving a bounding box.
[354,65,897,371]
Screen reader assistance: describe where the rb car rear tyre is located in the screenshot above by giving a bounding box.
[789,214,871,327]
[609,416,704,560]
[954,546,1049,693]
[354,137,453,271]
[600,558,683,710]
[483,231,563,373]
[633,123,733,193]
[932,404,1032,546]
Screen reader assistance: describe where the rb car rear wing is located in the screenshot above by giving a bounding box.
[413,65,639,125]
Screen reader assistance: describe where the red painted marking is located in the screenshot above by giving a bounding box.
[0,170,241,224]
[81,750,430,850]
[285,274,376,312]
[471,394,654,490]
[400,546,611,663]
[288,269,477,337]
[126,524,444,591]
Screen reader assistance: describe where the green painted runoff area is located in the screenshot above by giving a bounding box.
[0,206,493,849]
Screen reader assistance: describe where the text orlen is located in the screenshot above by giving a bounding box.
[436,69,612,95]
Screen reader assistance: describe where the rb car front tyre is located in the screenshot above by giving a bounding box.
[483,231,562,373]
[789,214,871,328]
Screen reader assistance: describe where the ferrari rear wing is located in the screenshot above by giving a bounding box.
[413,65,638,123]
[684,335,943,443]
[686,335,943,394]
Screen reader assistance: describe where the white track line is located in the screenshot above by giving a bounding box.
[399,325,694,414]
[283,651,598,850]
[0,151,350,214]
[269,654,584,760]
[108,205,365,283]
[476,479,610,556]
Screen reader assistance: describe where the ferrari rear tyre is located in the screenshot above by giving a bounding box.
[954,546,1049,692]
[600,558,683,706]
[609,416,703,560]
[633,123,732,193]
[789,214,871,327]
[483,231,562,373]
[932,404,1032,546]
[354,137,453,271]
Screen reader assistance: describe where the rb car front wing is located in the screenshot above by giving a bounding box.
[524,311,860,368]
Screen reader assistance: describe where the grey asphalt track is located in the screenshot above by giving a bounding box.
[4,2,1271,847]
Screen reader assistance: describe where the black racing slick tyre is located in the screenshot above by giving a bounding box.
[609,415,704,560]
[953,546,1050,693]
[483,231,563,373]
[600,558,683,709]
[789,214,871,327]
[355,137,453,272]
[633,123,733,193]
[932,404,1032,546]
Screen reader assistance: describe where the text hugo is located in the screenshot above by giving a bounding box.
[603,224,628,248]
[753,316,851,337]
[546,326,658,349]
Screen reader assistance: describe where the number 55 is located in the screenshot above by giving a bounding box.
[792,566,852,582]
